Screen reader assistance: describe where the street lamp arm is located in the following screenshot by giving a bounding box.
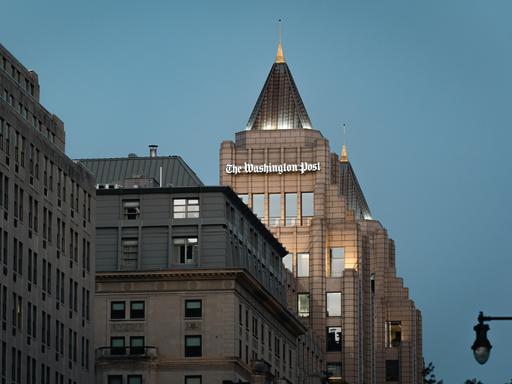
[478,311,512,323]
[472,311,512,365]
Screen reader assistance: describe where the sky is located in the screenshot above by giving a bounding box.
[2,0,512,382]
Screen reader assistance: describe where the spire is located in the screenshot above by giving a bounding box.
[340,144,348,163]
[276,42,285,63]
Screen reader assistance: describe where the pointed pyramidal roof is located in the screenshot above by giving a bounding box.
[246,43,313,130]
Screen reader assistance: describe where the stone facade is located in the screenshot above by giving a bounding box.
[0,44,96,384]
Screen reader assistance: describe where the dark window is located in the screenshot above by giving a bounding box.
[386,360,399,382]
[173,238,198,264]
[127,376,142,384]
[110,302,125,320]
[327,327,342,352]
[108,376,123,384]
[110,337,125,355]
[185,335,202,357]
[185,300,202,318]
[386,321,402,347]
[327,362,342,380]
[123,200,140,220]
[184,376,201,384]
[121,238,138,270]
[130,336,144,355]
[130,301,145,319]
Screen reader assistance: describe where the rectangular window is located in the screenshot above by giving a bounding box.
[121,238,138,270]
[173,238,198,264]
[129,336,144,355]
[110,337,125,356]
[185,300,202,318]
[326,292,342,317]
[108,376,123,384]
[285,193,297,225]
[238,194,248,205]
[173,198,199,219]
[185,376,202,384]
[251,194,264,219]
[301,192,314,221]
[329,248,344,277]
[298,293,310,317]
[185,335,202,357]
[327,362,342,380]
[297,253,309,277]
[386,321,402,347]
[268,193,280,226]
[123,200,140,220]
[283,253,292,272]
[130,301,145,319]
[386,360,400,382]
[110,302,125,320]
[327,327,342,352]
[128,376,142,384]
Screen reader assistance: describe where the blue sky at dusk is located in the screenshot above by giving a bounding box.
[2,1,512,382]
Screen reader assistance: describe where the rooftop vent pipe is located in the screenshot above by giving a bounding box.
[149,145,158,158]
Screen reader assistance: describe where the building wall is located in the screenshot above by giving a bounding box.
[220,128,422,384]
[0,45,96,384]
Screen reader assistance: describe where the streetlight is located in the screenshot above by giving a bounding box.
[471,311,512,364]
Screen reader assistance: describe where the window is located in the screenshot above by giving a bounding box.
[173,199,199,219]
[327,327,342,352]
[283,253,292,272]
[174,238,198,264]
[386,321,402,347]
[329,248,344,277]
[110,302,125,320]
[128,376,142,384]
[110,337,125,355]
[251,194,264,219]
[301,192,314,221]
[268,193,280,226]
[123,200,140,220]
[285,193,297,225]
[130,301,144,319]
[185,335,202,357]
[108,376,123,384]
[130,336,144,355]
[326,292,342,317]
[238,194,248,205]
[185,300,202,318]
[298,293,310,317]
[297,253,309,277]
[327,362,342,380]
[121,238,138,270]
[386,360,399,382]
[185,376,202,384]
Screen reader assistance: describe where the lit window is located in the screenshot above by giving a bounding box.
[130,336,144,355]
[285,193,297,225]
[297,253,309,277]
[298,293,310,317]
[121,238,138,270]
[283,253,292,272]
[127,376,142,384]
[327,362,342,380]
[173,199,199,219]
[269,193,281,226]
[326,292,342,317]
[130,301,144,319]
[123,200,140,220]
[386,321,402,347]
[327,327,342,352]
[173,238,198,264]
[251,194,264,219]
[185,335,202,357]
[185,300,202,318]
[386,360,399,382]
[110,302,125,320]
[329,248,344,277]
[110,337,125,355]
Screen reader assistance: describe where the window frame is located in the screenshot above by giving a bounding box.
[130,301,145,320]
[184,335,202,357]
[184,299,202,318]
[110,301,126,320]
[173,198,199,219]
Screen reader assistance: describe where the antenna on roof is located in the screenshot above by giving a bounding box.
[275,19,285,64]
[278,19,283,45]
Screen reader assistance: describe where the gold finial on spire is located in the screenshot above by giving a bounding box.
[340,123,349,162]
[276,19,285,63]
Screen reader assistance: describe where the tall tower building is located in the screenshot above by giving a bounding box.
[0,44,96,383]
[220,43,423,384]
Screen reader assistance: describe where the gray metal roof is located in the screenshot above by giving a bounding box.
[77,156,203,187]
[339,161,372,220]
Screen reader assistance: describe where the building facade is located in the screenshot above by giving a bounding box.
[220,43,423,384]
[81,152,322,384]
[0,44,96,383]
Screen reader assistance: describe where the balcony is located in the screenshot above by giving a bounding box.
[96,346,158,359]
